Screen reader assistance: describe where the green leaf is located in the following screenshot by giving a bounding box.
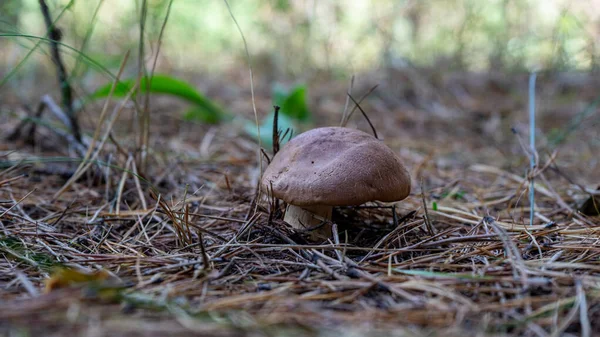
[89,74,228,124]
[244,111,296,148]
[272,84,311,122]
[432,202,438,211]
[183,106,223,124]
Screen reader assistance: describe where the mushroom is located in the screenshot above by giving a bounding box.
[262,127,411,240]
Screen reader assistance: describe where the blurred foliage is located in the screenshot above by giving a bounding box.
[90,74,228,123]
[272,83,311,122]
[0,0,598,139]
[1,0,600,82]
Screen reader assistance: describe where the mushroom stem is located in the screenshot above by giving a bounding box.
[284,204,333,240]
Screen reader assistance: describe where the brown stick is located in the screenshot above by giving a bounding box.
[272,105,281,155]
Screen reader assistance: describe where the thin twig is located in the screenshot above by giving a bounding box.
[347,94,378,139]
[342,84,379,127]
[223,0,260,170]
[140,0,174,172]
[576,280,591,337]
[54,52,132,199]
[420,178,434,236]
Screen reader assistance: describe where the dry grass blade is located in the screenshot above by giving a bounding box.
[138,0,174,172]
[149,190,192,247]
[346,93,378,139]
[342,84,379,127]
[0,188,35,218]
[54,51,131,199]
[576,280,591,337]
[420,177,434,236]
[223,0,261,170]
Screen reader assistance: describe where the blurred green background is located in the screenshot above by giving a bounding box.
[1,0,598,82]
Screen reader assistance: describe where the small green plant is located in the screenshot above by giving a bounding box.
[0,236,60,271]
[89,74,228,123]
[272,83,311,122]
[244,110,296,148]
[244,83,312,148]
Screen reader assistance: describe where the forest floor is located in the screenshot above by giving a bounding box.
[1,67,599,336]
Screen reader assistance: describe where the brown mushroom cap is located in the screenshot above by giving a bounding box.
[262,127,411,206]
